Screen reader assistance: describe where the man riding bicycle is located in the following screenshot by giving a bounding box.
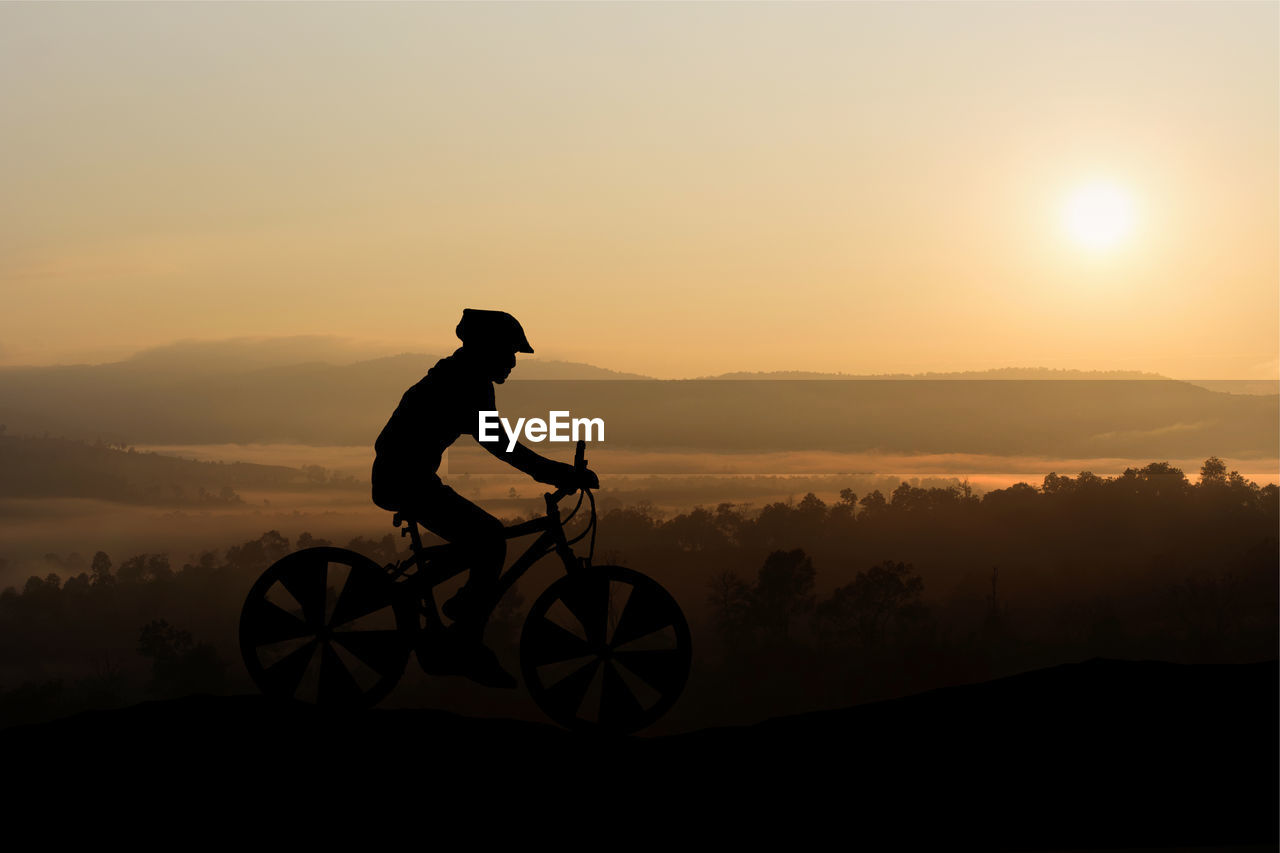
[371,309,598,688]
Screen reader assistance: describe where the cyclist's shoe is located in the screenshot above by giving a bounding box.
[456,643,518,690]
[419,633,517,690]
[442,585,488,624]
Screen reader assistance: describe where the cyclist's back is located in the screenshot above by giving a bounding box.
[372,348,493,511]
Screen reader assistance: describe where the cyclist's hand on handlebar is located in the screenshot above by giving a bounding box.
[549,462,598,491]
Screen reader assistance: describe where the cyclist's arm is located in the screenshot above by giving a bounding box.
[468,384,594,487]
[477,437,574,486]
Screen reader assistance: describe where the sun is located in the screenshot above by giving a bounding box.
[1063,182,1135,251]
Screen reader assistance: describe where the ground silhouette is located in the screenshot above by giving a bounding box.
[3,658,1273,849]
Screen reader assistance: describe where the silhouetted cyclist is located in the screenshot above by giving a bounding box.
[371,309,598,688]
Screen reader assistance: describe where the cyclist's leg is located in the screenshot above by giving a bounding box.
[407,483,506,639]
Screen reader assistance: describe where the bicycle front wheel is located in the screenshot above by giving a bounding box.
[520,565,691,734]
[239,547,414,709]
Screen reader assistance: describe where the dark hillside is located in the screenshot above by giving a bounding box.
[4,659,1274,849]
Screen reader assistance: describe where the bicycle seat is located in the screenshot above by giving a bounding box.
[393,512,425,533]
[391,512,427,552]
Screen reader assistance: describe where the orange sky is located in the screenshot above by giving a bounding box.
[1,2,1276,379]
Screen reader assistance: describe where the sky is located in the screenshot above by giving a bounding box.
[1,2,1276,379]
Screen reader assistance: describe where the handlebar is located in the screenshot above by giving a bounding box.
[545,439,591,508]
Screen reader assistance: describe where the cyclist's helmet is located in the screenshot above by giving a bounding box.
[456,309,534,354]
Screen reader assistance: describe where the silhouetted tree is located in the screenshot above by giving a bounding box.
[90,551,114,587]
[181,551,220,576]
[62,572,91,595]
[666,506,730,552]
[225,530,291,573]
[1199,456,1227,485]
[751,549,816,646]
[117,553,171,583]
[815,560,926,648]
[859,489,887,518]
[296,531,332,550]
[137,619,225,697]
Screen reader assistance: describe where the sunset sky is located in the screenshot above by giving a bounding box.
[2,2,1276,379]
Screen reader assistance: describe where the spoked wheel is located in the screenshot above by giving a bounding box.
[239,547,414,709]
[521,565,691,734]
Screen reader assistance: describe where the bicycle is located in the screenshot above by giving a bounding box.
[238,440,692,734]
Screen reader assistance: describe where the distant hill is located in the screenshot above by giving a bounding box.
[704,367,1170,380]
[0,434,357,505]
[701,367,1279,395]
[117,336,410,374]
[0,349,651,445]
[0,340,1274,456]
[3,659,1275,847]
[30,337,656,379]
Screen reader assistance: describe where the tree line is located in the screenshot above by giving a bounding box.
[0,458,1274,728]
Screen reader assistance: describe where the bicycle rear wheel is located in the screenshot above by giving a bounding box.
[520,565,691,734]
[239,547,414,709]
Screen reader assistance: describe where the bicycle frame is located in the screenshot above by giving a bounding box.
[386,485,594,631]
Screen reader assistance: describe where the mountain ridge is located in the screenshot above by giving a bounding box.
[8,335,1276,385]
